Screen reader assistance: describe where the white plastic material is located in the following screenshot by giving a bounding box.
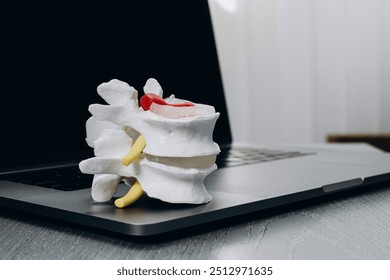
[85,117,121,148]
[150,102,215,119]
[143,78,163,97]
[80,78,220,204]
[97,79,138,106]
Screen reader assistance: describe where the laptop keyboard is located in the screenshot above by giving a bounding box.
[0,165,93,191]
[0,148,311,191]
[216,147,312,168]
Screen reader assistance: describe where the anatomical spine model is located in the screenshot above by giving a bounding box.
[79,78,220,208]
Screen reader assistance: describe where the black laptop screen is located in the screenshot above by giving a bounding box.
[0,0,231,166]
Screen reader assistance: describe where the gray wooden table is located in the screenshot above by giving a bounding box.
[1,144,390,260]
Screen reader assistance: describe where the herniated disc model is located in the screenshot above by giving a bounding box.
[79,79,220,208]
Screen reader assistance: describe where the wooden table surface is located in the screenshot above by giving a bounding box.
[1,144,390,260]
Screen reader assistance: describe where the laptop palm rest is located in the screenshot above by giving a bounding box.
[1,154,387,236]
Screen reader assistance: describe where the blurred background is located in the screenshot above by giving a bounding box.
[209,0,390,149]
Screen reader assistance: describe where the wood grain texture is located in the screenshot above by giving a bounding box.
[1,186,390,260]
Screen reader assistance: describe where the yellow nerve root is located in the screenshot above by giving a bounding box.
[121,135,146,166]
[114,180,144,208]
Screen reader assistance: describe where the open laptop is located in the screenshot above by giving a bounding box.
[1,0,390,236]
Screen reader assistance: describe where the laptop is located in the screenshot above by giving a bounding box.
[1,0,390,236]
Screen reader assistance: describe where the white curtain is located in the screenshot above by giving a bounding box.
[209,0,390,144]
